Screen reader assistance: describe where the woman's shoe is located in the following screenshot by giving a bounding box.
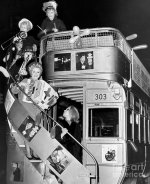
[32,156,40,160]
[27,156,33,160]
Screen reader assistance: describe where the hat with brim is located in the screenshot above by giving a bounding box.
[42,1,57,12]
[18,18,33,31]
[23,45,35,53]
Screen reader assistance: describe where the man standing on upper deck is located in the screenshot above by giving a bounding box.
[38,0,67,39]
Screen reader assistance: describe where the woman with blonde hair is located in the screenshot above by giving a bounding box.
[63,105,80,124]
[55,105,82,162]
[11,61,59,159]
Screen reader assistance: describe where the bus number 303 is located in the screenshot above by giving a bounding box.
[95,94,107,100]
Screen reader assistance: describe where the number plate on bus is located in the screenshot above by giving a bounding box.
[86,90,110,103]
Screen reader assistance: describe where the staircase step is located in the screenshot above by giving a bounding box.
[30,159,42,163]
[89,174,95,178]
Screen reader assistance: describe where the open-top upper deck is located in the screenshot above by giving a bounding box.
[40,27,150,97]
[40,27,131,60]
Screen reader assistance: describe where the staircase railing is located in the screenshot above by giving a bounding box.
[8,72,100,184]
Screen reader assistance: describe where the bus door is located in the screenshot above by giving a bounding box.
[83,81,126,184]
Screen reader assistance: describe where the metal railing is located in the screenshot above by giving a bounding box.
[40,27,132,62]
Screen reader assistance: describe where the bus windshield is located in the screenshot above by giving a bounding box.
[88,108,119,137]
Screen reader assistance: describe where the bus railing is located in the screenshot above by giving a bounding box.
[40,27,132,62]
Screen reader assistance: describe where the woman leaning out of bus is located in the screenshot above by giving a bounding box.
[55,105,82,162]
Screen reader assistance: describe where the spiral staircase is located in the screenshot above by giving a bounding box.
[5,89,98,184]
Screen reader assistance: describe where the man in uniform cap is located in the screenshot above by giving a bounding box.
[38,0,66,38]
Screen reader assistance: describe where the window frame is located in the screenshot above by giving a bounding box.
[86,105,120,139]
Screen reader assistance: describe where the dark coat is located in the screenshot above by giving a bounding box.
[55,117,82,162]
[22,35,39,50]
[38,17,66,38]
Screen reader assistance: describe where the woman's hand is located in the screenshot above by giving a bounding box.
[61,128,68,139]
[52,28,58,33]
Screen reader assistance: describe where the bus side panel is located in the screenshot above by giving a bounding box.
[85,142,126,184]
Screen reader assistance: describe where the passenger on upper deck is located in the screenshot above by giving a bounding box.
[38,0,66,39]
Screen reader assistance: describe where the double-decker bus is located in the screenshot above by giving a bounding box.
[39,27,150,184]
[5,27,150,184]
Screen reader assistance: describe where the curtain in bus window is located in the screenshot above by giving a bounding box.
[88,108,119,137]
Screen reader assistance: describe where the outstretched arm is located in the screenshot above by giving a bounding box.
[0,66,10,78]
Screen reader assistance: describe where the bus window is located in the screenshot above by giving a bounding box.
[88,108,119,137]
[148,119,150,143]
[127,110,132,139]
[145,117,148,143]
[134,113,139,141]
[140,115,144,142]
